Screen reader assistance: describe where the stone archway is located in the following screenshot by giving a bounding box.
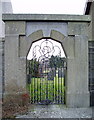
[26,30,67,104]
[4,20,90,108]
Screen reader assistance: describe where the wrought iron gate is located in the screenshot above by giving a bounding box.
[27,39,66,104]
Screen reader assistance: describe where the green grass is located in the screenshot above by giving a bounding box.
[27,76,65,103]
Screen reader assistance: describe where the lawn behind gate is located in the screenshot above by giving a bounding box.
[28,76,65,104]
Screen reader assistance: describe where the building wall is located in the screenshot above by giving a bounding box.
[0,1,2,119]
[0,1,13,119]
[2,0,13,14]
[86,1,94,106]
[0,0,13,97]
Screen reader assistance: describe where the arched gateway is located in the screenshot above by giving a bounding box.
[2,14,90,107]
[27,35,67,104]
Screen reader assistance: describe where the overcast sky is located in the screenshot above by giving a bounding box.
[11,0,87,14]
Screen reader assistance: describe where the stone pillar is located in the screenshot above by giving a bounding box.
[4,21,26,94]
[66,35,90,107]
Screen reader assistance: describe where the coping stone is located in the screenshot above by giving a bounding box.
[2,14,91,22]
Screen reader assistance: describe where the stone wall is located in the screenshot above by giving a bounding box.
[87,1,94,106]
[2,14,91,108]
[0,6,2,118]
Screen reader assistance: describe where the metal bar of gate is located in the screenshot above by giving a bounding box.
[36,71,38,102]
[34,77,35,103]
[57,68,59,103]
[60,67,62,104]
[54,69,56,102]
[53,68,54,102]
[45,63,48,100]
[40,70,41,102]
[61,67,63,104]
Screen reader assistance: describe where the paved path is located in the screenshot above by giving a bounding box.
[16,105,93,118]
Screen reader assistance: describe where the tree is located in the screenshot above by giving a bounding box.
[27,59,40,77]
[49,55,65,69]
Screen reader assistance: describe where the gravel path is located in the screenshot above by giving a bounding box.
[16,105,92,118]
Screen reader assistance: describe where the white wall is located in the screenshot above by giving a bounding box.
[2,0,13,13]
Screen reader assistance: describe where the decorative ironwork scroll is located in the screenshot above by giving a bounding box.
[33,39,62,61]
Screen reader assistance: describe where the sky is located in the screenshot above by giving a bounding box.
[11,0,87,15]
